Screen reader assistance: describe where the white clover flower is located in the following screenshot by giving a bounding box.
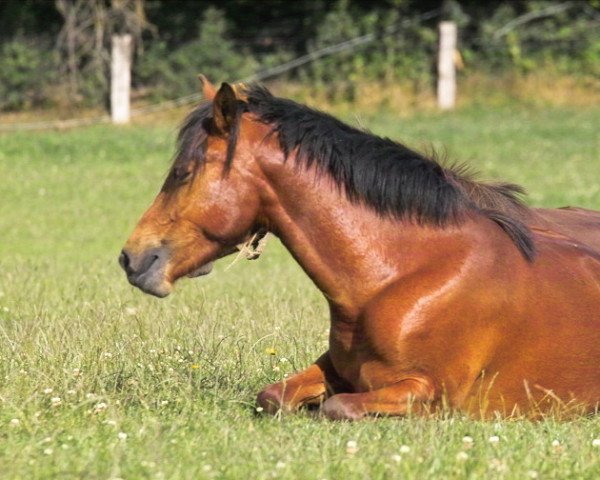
[391,454,402,463]
[42,437,52,443]
[50,397,62,407]
[9,418,20,427]
[105,420,117,427]
[488,435,500,444]
[592,438,600,447]
[94,402,108,413]
[43,448,53,455]
[456,451,469,461]
[462,435,474,445]
[160,400,169,406]
[72,368,81,377]
[117,432,127,441]
[279,357,288,363]
[346,440,359,454]
[275,461,286,469]
[399,445,410,454]
[551,439,561,447]
[488,458,507,472]
[256,406,264,413]
[42,388,53,395]
[67,390,76,395]
[527,470,539,479]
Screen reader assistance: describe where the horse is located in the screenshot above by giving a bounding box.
[119,77,600,419]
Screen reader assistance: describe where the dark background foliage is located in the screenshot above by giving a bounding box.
[0,0,598,111]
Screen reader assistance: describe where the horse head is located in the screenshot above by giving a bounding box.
[119,78,268,297]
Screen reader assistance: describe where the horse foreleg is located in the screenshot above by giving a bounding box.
[321,377,435,420]
[256,352,343,414]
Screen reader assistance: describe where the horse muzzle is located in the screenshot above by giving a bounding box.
[118,246,172,298]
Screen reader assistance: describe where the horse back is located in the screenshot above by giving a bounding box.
[533,207,600,251]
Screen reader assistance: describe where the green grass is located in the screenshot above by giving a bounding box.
[1,105,599,479]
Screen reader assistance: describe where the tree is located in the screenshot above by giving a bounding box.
[55,0,152,105]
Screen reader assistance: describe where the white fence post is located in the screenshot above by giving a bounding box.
[437,21,457,110]
[111,34,133,124]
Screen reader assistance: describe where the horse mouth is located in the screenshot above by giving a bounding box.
[127,269,172,298]
[136,280,172,298]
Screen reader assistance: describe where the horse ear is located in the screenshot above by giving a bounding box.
[198,74,217,100]
[213,83,238,133]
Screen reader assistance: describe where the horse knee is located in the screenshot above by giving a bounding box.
[322,394,366,421]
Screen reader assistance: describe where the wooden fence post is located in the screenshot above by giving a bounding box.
[111,34,133,124]
[437,21,457,110]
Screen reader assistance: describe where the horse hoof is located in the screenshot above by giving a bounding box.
[256,384,284,414]
[322,395,365,421]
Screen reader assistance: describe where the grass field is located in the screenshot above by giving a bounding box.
[1,104,599,479]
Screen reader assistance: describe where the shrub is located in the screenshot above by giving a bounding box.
[0,39,57,111]
[300,0,437,102]
[136,7,257,100]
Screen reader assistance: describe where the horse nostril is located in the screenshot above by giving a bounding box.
[119,249,131,273]
[119,248,164,281]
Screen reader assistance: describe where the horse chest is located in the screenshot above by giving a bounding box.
[328,322,366,384]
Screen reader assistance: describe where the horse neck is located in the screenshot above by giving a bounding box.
[255,149,479,316]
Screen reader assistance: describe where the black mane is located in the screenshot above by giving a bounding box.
[168,102,212,185]
[247,85,467,225]
[172,84,535,261]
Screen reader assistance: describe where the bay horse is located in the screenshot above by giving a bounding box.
[120,78,600,419]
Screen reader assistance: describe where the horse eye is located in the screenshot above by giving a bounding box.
[173,165,193,184]
[179,170,193,183]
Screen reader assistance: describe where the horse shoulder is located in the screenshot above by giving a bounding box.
[346,244,521,400]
